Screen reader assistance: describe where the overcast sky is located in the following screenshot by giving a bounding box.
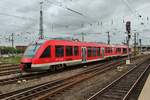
[0,0,150,46]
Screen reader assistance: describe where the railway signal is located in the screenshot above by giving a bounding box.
[126,21,131,64]
[134,33,137,56]
[126,21,131,36]
[139,39,142,52]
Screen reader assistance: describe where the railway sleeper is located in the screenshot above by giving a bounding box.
[104,91,125,96]
[5,80,70,100]
[17,82,69,100]
[115,82,132,87]
[111,87,129,91]
[129,71,144,75]
[116,81,135,87]
[100,97,120,100]
[102,94,124,99]
[108,89,127,94]
[117,77,140,85]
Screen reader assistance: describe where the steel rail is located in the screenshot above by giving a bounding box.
[0,57,126,85]
[0,60,124,100]
[87,56,150,100]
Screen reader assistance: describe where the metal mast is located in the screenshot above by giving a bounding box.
[139,39,142,52]
[107,32,110,45]
[10,33,14,48]
[82,33,84,42]
[39,2,44,39]
[134,33,137,56]
[126,21,131,64]
[12,33,14,48]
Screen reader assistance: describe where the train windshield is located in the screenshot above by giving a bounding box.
[24,44,41,58]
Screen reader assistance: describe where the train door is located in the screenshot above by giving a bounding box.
[82,47,86,63]
[102,48,105,58]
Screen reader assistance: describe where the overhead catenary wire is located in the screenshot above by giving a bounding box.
[44,0,96,22]
[0,3,76,30]
[0,12,35,20]
[0,1,121,34]
[0,0,149,42]
[45,0,85,16]
[121,0,144,19]
[122,0,136,14]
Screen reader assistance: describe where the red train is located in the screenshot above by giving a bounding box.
[19,39,129,72]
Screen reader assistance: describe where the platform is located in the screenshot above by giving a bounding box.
[138,74,150,100]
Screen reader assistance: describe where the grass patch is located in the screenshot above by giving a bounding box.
[0,56,22,64]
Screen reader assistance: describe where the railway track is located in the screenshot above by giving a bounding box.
[0,55,148,100]
[87,56,150,100]
[0,64,18,68]
[0,64,19,76]
[0,55,146,85]
[0,71,48,85]
[0,56,127,85]
[0,64,19,72]
[0,66,18,71]
[0,55,147,98]
[0,69,20,76]
[0,63,11,66]
[0,58,126,100]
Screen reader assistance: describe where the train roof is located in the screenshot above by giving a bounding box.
[34,39,127,48]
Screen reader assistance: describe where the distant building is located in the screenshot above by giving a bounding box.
[16,46,27,52]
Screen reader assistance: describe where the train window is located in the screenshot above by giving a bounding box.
[74,46,79,56]
[97,47,101,56]
[87,47,92,57]
[93,47,97,56]
[123,48,127,53]
[66,46,73,56]
[105,47,109,53]
[116,48,121,53]
[40,46,51,58]
[24,44,41,58]
[55,46,64,57]
[110,48,112,53]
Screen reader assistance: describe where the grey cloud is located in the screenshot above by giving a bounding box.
[0,0,150,46]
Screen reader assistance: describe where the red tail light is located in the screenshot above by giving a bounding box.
[19,64,24,71]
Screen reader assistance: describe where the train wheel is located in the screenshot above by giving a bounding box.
[63,64,67,68]
[56,64,64,70]
[55,65,60,70]
[51,66,56,72]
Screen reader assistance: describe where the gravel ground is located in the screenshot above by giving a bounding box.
[50,65,130,100]
[45,57,146,100]
[0,66,87,94]
[0,54,146,97]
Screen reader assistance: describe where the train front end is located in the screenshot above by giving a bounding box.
[19,43,41,72]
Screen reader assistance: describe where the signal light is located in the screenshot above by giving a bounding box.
[126,21,131,33]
